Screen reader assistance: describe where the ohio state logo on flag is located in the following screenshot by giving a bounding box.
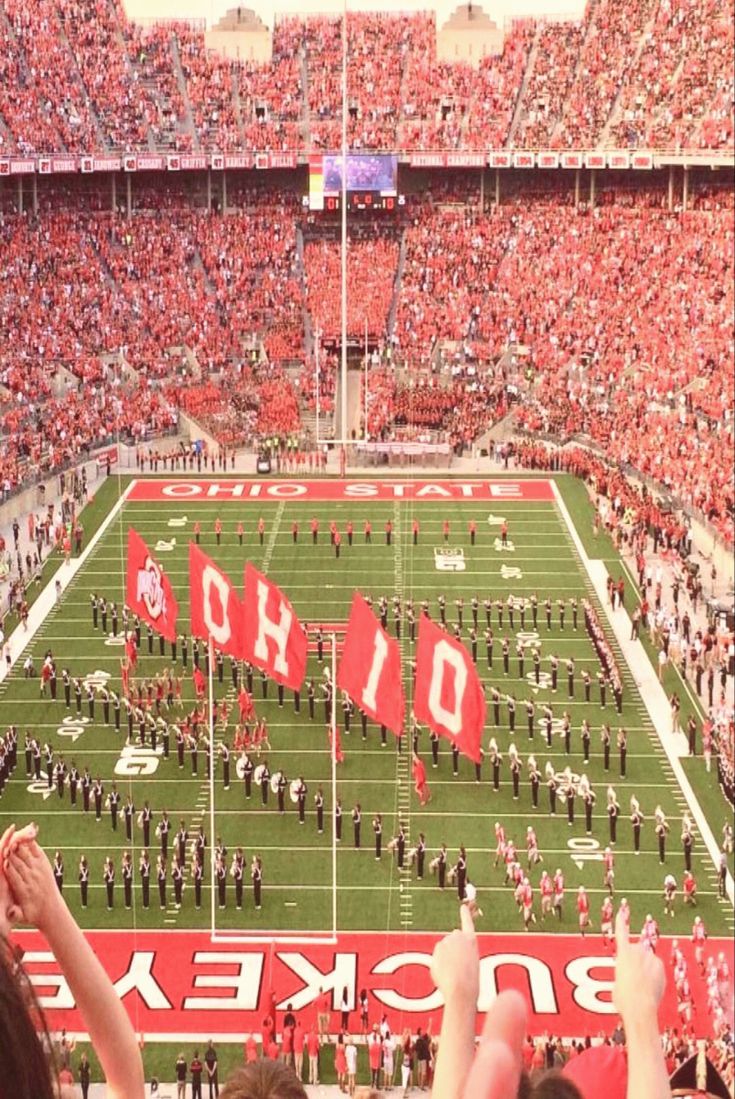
[125,528,179,641]
[413,616,485,763]
[243,562,307,690]
[337,592,405,736]
[188,543,245,659]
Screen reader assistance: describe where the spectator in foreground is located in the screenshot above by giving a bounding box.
[0,822,145,1099]
[220,1060,307,1098]
[429,905,671,1099]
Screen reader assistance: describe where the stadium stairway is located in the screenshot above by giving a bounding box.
[505,22,542,147]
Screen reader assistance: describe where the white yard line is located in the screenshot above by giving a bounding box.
[551,482,734,908]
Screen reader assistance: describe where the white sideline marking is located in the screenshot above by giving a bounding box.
[551,481,734,909]
[0,482,134,683]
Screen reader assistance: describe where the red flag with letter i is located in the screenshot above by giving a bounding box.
[125,527,179,642]
[413,615,485,763]
[337,592,405,736]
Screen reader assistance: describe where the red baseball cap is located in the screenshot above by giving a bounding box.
[563,1046,628,1099]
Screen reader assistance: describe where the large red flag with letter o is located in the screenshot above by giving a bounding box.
[188,543,245,658]
[337,592,404,736]
[243,562,307,690]
[414,615,485,763]
[126,527,179,642]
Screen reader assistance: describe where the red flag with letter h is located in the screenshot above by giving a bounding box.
[413,615,485,763]
[337,592,405,736]
[125,527,179,642]
[243,562,307,690]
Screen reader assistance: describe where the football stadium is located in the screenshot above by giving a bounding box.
[0,1,732,1096]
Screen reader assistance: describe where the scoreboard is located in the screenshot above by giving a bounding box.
[308,153,401,212]
[321,192,404,212]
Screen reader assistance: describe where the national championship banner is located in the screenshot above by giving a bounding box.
[337,593,405,736]
[15,929,733,1040]
[243,562,308,691]
[188,543,245,659]
[414,615,485,763]
[125,528,179,642]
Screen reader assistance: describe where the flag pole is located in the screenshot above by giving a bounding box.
[331,632,338,940]
[208,635,216,937]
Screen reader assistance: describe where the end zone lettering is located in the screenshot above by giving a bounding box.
[127,480,555,503]
[14,930,732,1039]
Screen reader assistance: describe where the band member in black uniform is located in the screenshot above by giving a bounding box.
[566,658,575,698]
[103,857,115,910]
[140,850,151,909]
[101,599,108,634]
[108,783,120,830]
[510,750,521,800]
[484,597,492,627]
[550,654,559,693]
[91,593,98,628]
[335,798,342,842]
[260,760,270,806]
[81,767,91,813]
[682,819,693,871]
[607,789,619,844]
[176,821,188,868]
[252,855,263,909]
[430,729,439,767]
[597,720,610,773]
[296,777,307,824]
[655,809,669,864]
[352,804,362,848]
[93,776,104,821]
[547,766,557,815]
[516,643,524,680]
[491,687,501,726]
[147,623,154,655]
[53,851,64,894]
[373,814,382,859]
[181,634,189,670]
[242,753,253,799]
[233,851,244,910]
[193,858,203,910]
[79,855,89,909]
[581,720,591,763]
[159,810,171,859]
[172,856,184,909]
[308,680,316,720]
[122,851,133,909]
[562,713,571,755]
[565,779,576,825]
[141,801,152,847]
[74,677,83,715]
[157,855,167,909]
[456,846,467,900]
[618,727,627,777]
[62,669,72,708]
[583,787,595,834]
[502,637,510,675]
[437,845,447,889]
[397,824,406,868]
[315,786,325,833]
[69,762,79,806]
[582,669,591,702]
[485,628,494,669]
[451,744,460,776]
[416,833,426,879]
[526,700,535,739]
[277,771,287,815]
[545,597,552,630]
[489,739,502,792]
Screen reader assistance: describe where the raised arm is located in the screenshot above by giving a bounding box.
[5,830,145,1099]
[613,911,670,1099]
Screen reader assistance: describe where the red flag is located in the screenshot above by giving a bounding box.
[243,562,307,690]
[414,615,485,763]
[337,592,405,736]
[189,543,245,659]
[125,527,179,642]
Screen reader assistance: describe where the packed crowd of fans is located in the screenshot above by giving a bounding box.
[303,230,400,341]
[0,1,732,155]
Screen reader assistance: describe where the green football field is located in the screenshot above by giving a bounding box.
[0,472,732,944]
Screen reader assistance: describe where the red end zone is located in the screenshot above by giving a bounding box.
[15,930,733,1039]
[127,479,556,503]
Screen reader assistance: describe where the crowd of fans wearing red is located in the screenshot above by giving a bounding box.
[0,1,732,156]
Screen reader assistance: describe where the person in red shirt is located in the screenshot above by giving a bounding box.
[293,1021,305,1081]
[501,520,509,546]
[600,896,614,947]
[683,870,697,906]
[442,519,450,542]
[346,520,354,546]
[244,1034,258,1063]
[193,520,201,544]
[329,520,337,545]
[334,529,341,558]
[385,519,393,546]
[307,1026,321,1085]
[190,1051,203,1099]
[258,517,265,545]
[311,517,319,545]
[412,753,431,806]
[292,521,299,544]
[214,517,222,545]
[412,518,420,545]
[236,520,244,546]
[364,519,372,542]
[266,1036,280,1060]
[469,519,477,545]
